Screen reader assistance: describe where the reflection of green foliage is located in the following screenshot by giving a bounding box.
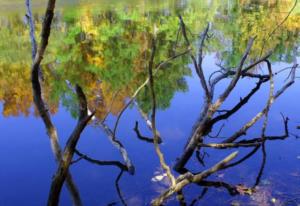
[54,8,192,114]
[137,62,190,113]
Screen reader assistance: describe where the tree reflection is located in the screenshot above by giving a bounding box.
[3,0,300,205]
[0,0,299,119]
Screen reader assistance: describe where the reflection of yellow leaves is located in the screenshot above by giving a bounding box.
[80,9,98,36]
[86,54,104,66]
[0,63,33,116]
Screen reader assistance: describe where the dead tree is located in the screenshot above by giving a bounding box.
[149,16,298,205]
[26,0,86,205]
[26,0,94,205]
[173,16,298,172]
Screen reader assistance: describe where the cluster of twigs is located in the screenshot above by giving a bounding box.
[150,15,298,205]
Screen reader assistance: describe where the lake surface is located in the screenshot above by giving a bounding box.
[0,0,300,205]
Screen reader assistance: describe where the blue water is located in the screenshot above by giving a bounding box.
[1,55,299,205]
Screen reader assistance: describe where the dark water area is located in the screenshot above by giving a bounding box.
[0,0,300,205]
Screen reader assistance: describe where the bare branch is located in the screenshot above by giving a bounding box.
[148,38,176,186]
[178,15,211,100]
[26,0,83,205]
[152,152,238,206]
[47,86,94,206]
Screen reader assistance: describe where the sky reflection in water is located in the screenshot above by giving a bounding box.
[0,0,300,205]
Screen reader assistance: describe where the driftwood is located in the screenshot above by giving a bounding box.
[151,151,238,206]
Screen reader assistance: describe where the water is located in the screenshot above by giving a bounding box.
[0,0,300,205]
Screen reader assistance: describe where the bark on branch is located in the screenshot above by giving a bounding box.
[47,86,95,206]
[151,151,238,206]
[26,0,83,205]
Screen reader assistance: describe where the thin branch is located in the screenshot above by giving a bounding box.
[98,122,135,174]
[223,61,296,143]
[178,15,211,100]
[73,149,128,171]
[112,49,191,138]
[133,121,162,144]
[212,38,255,108]
[148,38,176,186]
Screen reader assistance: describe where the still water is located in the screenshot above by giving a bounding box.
[0,0,300,205]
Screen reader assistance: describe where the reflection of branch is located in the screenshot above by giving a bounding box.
[107,169,129,206]
[115,169,127,206]
[102,89,120,123]
[152,152,238,206]
[176,190,187,206]
[213,38,254,107]
[133,121,162,144]
[253,142,266,188]
[189,188,208,206]
[197,180,239,196]
[25,0,37,60]
[209,52,272,96]
[178,15,211,101]
[134,101,162,141]
[260,0,298,56]
[210,77,268,125]
[112,49,191,138]
[66,86,135,174]
[73,149,128,171]
[201,114,289,149]
[224,146,260,170]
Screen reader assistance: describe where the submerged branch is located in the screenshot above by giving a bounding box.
[148,38,176,186]
[152,152,238,206]
[47,86,94,206]
[26,0,83,205]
